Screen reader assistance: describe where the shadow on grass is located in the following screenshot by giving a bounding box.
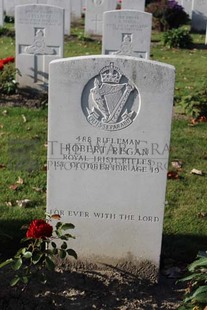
[190,43,207,50]
[0,219,29,260]
[162,233,207,263]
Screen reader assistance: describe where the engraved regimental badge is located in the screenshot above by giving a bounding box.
[82,62,140,131]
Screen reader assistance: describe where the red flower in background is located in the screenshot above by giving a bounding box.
[26,219,53,239]
[3,56,15,64]
[0,56,15,71]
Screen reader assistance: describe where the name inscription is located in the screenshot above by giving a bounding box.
[48,136,169,174]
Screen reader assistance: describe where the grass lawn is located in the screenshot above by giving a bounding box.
[0,21,207,263]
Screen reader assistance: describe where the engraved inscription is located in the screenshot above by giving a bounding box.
[47,138,170,174]
[82,62,140,131]
[112,33,133,56]
[93,0,104,5]
[49,208,160,223]
[18,28,60,84]
[17,7,62,26]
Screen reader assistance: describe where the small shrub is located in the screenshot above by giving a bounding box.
[146,0,189,31]
[178,251,207,310]
[163,28,193,48]
[179,85,207,120]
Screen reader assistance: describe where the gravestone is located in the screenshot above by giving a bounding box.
[15,4,64,91]
[39,0,71,35]
[71,0,82,22]
[180,0,193,18]
[15,0,70,35]
[47,55,175,278]
[4,0,15,17]
[192,0,207,32]
[102,10,152,59]
[85,0,117,36]
[0,0,3,26]
[122,0,145,11]
[206,23,207,44]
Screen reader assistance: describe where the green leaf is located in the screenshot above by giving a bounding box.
[67,249,78,260]
[45,256,55,271]
[60,223,75,231]
[21,276,29,284]
[12,258,22,271]
[59,249,66,259]
[178,273,202,283]
[32,253,43,265]
[55,222,62,230]
[191,285,207,302]
[10,275,20,287]
[23,251,32,259]
[188,257,207,272]
[61,241,67,249]
[51,242,57,248]
[0,258,13,268]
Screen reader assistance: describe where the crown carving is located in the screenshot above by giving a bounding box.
[100,62,122,84]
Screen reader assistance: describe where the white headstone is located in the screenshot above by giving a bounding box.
[122,0,145,11]
[181,0,193,18]
[15,0,70,35]
[0,0,4,26]
[71,0,82,22]
[47,55,175,278]
[102,10,152,59]
[4,0,15,17]
[15,4,64,91]
[38,0,71,35]
[192,0,207,32]
[205,23,207,44]
[85,0,117,36]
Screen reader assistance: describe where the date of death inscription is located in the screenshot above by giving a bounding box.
[47,136,170,174]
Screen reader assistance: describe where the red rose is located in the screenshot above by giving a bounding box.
[26,219,53,239]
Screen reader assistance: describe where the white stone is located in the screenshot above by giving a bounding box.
[0,0,4,26]
[71,0,82,22]
[4,0,15,17]
[192,0,207,32]
[205,23,207,44]
[122,0,145,11]
[181,0,193,18]
[15,0,71,35]
[85,0,117,36]
[15,4,64,91]
[102,10,152,59]
[47,55,175,276]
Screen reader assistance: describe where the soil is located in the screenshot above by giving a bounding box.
[0,265,184,310]
[0,91,185,309]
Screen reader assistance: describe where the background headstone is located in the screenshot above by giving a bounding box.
[4,0,15,17]
[180,0,193,18]
[0,0,4,26]
[71,0,82,22]
[191,0,207,32]
[39,0,71,35]
[122,0,145,11]
[15,4,64,91]
[102,10,152,59]
[85,0,117,36]
[15,0,70,35]
[47,55,175,277]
